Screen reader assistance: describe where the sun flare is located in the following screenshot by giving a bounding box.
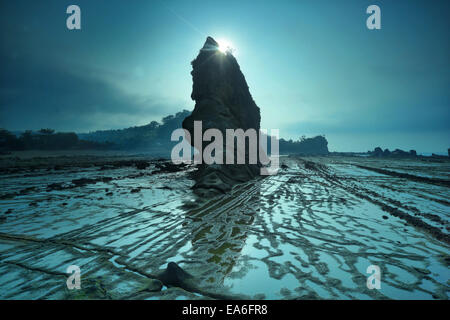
[217,38,235,54]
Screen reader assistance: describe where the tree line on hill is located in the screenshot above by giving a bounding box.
[0,128,112,152]
[1,109,329,156]
[77,110,191,152]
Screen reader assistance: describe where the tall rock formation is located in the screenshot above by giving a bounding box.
[182,36,261,196]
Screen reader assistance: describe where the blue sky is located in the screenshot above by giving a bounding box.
[0,0,448,152]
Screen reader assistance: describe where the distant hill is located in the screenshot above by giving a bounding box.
[278,135,328,155]
[78,110,329,156]
[0,128,111,152]
[77,110,191,154]
[2,109,329,156]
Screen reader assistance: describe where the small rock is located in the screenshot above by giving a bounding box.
[253,293,266,300]
[135,161,150,170]
[72,178,96,187]
[158,262,193,288]
[145,279,163,292]
[280,288,292,297]
[47,182,65,191]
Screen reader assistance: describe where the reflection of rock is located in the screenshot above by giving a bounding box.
[182,36,261,196]
[176,181,262,298]
[164,180,263,298]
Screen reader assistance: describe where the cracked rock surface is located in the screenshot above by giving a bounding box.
[0,154,449,299]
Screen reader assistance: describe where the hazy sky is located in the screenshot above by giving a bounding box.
[0,0,448,152]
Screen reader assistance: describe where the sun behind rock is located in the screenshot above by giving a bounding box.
[217,38,235,54]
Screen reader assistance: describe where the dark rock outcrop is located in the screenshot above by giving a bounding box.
[182,37,262,196]
[369,147,418,158]
[156,262,248,299]
[157,262,194,290]
[373,147,383,157]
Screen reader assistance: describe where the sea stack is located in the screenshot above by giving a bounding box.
[182,36,262,196]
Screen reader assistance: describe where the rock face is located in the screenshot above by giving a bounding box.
[182,37,261,196]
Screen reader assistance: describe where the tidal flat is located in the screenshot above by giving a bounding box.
[0,152,448,299]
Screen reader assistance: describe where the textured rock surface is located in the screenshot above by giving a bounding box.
[182,37,261,196]
[0,155,449,299]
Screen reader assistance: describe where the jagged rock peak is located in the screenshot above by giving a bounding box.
[202,36,219,51]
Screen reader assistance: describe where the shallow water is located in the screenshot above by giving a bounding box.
[0,156,448,299]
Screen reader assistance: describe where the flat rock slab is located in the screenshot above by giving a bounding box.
[0,155,449,299]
